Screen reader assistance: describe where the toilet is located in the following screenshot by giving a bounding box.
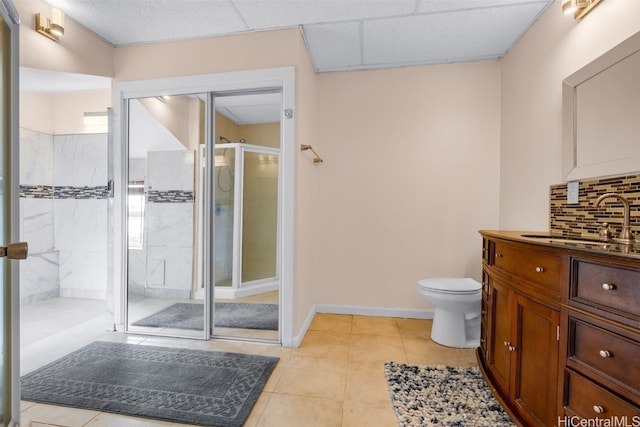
[417,278,482,348]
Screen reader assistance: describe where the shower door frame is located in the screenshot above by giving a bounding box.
[113,67,295,346]
[213,142,281,298]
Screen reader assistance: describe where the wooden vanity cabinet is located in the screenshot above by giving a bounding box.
[481,238,564,427]
[479,232,640,427]
[562,256,640,421]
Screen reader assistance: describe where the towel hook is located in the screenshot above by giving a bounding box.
[301,145,323,164]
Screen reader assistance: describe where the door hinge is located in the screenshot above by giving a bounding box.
[557,325,560,341]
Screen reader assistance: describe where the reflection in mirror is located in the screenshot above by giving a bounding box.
[126,94,206,338]
[212,91,281,341]
[563,30,640,181]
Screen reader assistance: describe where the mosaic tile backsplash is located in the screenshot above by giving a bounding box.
[550,174,640,238]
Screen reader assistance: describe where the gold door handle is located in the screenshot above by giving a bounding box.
[0,242,28,259]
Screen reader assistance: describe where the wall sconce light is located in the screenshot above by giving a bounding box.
[562,0,603,20]
[36,7,65,41]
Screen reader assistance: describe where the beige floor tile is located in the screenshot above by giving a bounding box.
[298,330,351,360]
[263,355,290,392]
[351,316,400,337]
[84,413,171,426]
[309,313,353,333]
[403,336,477,366]
[348,334,406,363]
[396,318,432,339]
[21,403,100,427]
[273,355,348,400]
[342,400,398,427]
[256,394,343,427]
[345,360,394,403]
[243,392,272,427]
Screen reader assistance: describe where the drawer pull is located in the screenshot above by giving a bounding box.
[593,405,605,414]
[535,266,544,273]
[495,253,503,258]
[599,350,611,358]
[601,283,616,291]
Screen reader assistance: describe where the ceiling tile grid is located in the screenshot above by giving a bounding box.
[46,0,553,72]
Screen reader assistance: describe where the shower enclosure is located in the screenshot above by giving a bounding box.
[213,141,280,299]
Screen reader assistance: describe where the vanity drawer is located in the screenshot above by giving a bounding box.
[568,317,640,394]
[565,370,640,419]
[493,241,562,291]
[570,259,640,320]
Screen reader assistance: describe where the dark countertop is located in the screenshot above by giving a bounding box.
[479,230,640,262]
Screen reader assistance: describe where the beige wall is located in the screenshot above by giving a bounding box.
[21,90,111,134]
[313,62,501,309]
[18,0,113,134]
[16,0,114,77]
[499,0,640,230]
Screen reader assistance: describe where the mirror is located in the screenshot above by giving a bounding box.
[563,30,640,181]
[211,91,281,342]
[126,94,206,338]
[125,89,282,342]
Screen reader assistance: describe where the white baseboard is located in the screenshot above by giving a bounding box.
[214,280,279,299]
[291,304,435,348]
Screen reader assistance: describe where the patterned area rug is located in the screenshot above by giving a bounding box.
[21,341,279,427]
[385,362,515,426]
[132,302,279,330]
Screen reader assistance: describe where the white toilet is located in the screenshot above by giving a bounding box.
[417,278,482,348]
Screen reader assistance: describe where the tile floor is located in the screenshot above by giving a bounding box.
[20,306,478,427]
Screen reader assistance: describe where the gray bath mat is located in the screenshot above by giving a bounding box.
[132,302,279,330]
[21,341,278,427]
[385,362,515,426]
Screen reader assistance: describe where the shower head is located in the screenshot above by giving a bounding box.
[219,136,247,144]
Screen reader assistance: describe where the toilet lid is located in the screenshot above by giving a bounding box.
[418,278,481,294]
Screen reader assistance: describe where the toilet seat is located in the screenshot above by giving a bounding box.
[417,278,481,295]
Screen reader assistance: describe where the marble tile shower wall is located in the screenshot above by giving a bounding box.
[19,128,108,304]
[549,174,640,237]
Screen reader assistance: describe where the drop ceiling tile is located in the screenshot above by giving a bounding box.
[222,104,281,124]
[415,0,550,14]
[233,0,417,30]
[363,2,548,67]
[54,0,248,45]
[303,22,363,72]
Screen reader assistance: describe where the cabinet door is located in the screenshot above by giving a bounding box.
[511,294,560,427]
[487,278,512,397]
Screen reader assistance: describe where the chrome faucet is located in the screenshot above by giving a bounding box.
[594,193,634,243]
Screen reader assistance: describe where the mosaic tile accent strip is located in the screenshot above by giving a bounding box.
[55,186,110,199]
[20,185,110,200]
[550,174,640,238]
[19,185,54,199]
[147,190,194,203]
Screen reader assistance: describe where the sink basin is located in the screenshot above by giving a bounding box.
[520,234,606,245]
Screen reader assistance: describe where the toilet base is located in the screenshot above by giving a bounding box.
[431,308,480,348]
